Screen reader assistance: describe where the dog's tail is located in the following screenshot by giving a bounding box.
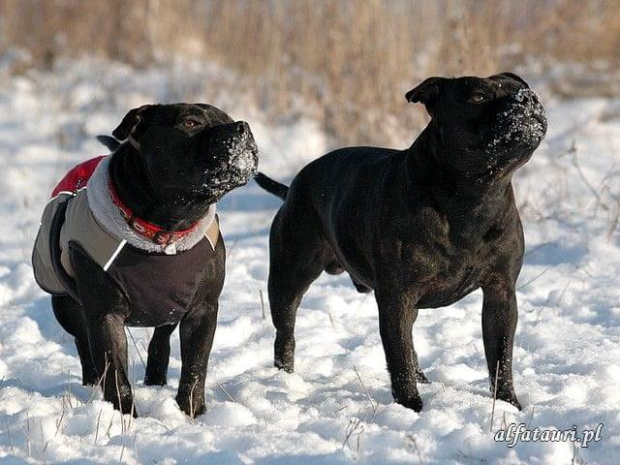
[254,172,289,200]
[96,135,121,152]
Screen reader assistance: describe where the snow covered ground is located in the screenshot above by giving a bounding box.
[0,59,618,464]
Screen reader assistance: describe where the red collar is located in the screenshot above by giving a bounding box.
[107,179,200,246]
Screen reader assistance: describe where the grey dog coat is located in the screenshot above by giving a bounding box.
[32,156,220,327]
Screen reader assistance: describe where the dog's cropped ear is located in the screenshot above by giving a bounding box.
[112,105,152,141]
[405,77,447,113]
[96,135,121,152]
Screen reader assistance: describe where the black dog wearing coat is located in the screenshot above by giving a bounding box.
[33,104,258,417]
[255,73,547,411]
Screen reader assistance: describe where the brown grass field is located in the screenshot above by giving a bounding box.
[1,0,618,145]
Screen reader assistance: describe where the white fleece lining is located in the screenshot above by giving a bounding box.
[86,156,216,254]
[103,239,127,271]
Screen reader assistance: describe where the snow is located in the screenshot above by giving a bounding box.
[0,58,619,464]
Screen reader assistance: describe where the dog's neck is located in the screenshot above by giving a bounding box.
[108,144,214,231]
[86,155,216,253]
[406,123,515,226]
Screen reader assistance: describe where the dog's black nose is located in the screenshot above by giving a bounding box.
[513,88,541,107]
[236,121,248,134]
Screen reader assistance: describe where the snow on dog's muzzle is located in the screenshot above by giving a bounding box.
[222,122,258,180]
[202,121,258,193]
[486,89,547,154]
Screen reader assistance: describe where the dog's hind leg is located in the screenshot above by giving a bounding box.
[268,209,331,373]
[52,295,98,385]
[144,323,177,386]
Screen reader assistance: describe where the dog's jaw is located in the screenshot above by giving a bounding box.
[86,156,217,254]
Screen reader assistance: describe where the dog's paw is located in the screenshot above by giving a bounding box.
[81,374,99,387]
[497,391,522,411]
[80,364,99,386]
[394,394,423,412]
[102,381,137,416]
[111,397,138,417]
[144,374,167,386]
[274,333,295,373]
[176,395,206,418]
[492,384,522,410]
[274,358,295,373]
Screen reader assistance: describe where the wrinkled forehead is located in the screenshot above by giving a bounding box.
[142,104,234,127]
[444,75,526,99]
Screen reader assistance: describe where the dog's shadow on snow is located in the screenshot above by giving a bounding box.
[23,294,66,342]
[523,241,587,266]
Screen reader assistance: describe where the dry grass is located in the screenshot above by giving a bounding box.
[0,0,618,145]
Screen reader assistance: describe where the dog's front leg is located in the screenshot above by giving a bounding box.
[375,289,424,412]
[481,283,522,410]
[69,243,135,416]
[176,303,218,417]
[85,313,135,415]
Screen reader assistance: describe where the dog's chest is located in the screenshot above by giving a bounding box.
[399,229,494,308]
[108,241,217,326]
[415,262,482,308]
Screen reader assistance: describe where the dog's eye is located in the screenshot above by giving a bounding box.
[183,120,201,129]
[469,92,488,104]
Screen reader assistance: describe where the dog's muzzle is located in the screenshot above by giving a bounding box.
[486,89,547,154]
[205,123,258,191]
[227,123,259,177]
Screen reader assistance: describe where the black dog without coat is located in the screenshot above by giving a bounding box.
[33,104,258,416]
[255,73,547,411]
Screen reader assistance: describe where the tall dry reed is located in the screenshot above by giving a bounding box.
[1,0,617,145]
